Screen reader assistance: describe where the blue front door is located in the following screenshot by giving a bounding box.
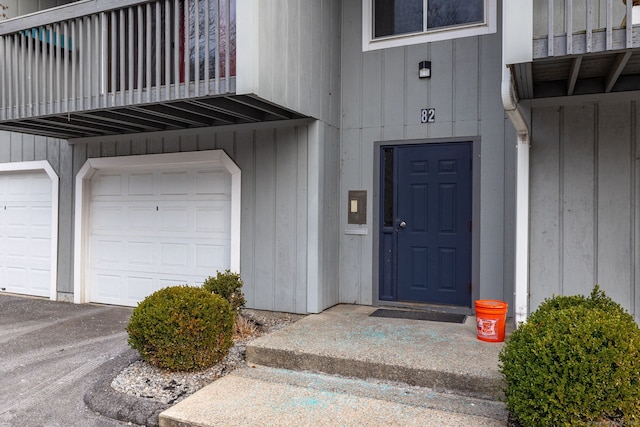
[380,143,472,306]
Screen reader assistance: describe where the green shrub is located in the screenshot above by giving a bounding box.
[127,285,235,371]
[202,270,246,312]
[499,286,640,427]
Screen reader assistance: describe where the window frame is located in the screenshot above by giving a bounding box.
[362,0,497,51]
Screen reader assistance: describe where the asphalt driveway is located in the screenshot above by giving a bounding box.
[0,293,133,427]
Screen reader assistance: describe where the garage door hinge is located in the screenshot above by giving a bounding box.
[468,282,472,294]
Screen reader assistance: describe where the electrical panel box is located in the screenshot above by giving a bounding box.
[348,190,367,225]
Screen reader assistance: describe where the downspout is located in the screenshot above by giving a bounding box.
[501,64,530,325]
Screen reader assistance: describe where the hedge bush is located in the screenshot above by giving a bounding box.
[499,286,640,427]
[127,285,235,371]
[202,270,246,312]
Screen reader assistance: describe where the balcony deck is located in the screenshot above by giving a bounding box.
[512,0,640,99]
[0,0,304,139]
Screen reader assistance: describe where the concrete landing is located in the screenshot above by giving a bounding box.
[246,304,506,400]
[160,366,508,427]
[159,304,509,427]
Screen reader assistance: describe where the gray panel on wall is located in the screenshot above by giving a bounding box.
[254,0,340,127]
[530,101,640,320]
[339,0,512,310]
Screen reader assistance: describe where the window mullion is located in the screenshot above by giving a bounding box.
[424,0,428,32]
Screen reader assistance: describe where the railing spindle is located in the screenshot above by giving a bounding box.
[586,0,593,52]
[0,0,236,123]
[195,0,201,96]
[0,37,5,120]
[224,0,229,92]
[204,0,210,94]
[215,0,220,94]
[174,0,180,99]
[137,5,144,101]
[128,7,134,104]
[55,23,61,114]
[119,9,126,106]
[146,2,152,103]
[184,0,190,98]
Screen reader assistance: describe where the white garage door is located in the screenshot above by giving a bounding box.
[0,171,52,298]
[89,166,232,306]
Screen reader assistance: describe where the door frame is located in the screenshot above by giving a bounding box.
[372,137,481,310]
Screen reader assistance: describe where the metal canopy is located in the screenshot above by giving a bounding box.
[0,94,306,140]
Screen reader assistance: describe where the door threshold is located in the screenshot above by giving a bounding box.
[377,301,473,316]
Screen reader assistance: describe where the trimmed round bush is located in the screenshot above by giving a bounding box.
[127,285,235,371]
[202,270,246,312]
[499,287,640,427]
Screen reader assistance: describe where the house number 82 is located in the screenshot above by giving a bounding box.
[421,108,435,123]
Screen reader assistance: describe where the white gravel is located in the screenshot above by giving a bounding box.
[111,309,303,405]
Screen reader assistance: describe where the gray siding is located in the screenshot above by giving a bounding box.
[238,0,341,128]
[0,120,338,314]
[339,1,516,309]
[530,101,640,321]
[533,0,627,37]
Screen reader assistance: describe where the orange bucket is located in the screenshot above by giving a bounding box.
[475,300,508,342]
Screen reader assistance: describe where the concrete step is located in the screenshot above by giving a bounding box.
[159,366,508,427]
[245,305,506,401]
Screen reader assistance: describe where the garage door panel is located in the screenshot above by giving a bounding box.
[93,273,123,301]
[129,173,154,195]
[161,172,189,195]
[129,207,156,230]
[92,206,124,230]
[94,239,124,265]
[160,208,189,232]
[196,207,227,232]
[93,174,123,196]
[196,170,230,194]
[6,267,27,288]
[195,244,227,270]
[30,237,50,260]
[32,206,52,228]
[30,268,50,291]
[127,242,155,266]
[127,276,154,301]
[160,243,189,268]
[90,167,232,306]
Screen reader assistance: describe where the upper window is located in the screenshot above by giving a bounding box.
[363,0,496,51]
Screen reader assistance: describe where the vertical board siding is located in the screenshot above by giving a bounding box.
[250,0,340,128]
[0,123,315,313]
[562,106,596,296]
[533,0,626,37]
[531,102,640,320]
[530,108,562,308]
[339,1,513,308]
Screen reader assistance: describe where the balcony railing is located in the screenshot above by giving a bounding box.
[533,0,639,58]
[0,0,236,122]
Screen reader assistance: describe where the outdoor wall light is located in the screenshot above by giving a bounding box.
[419,61,431,79]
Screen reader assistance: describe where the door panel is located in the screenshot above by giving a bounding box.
[380,142,472,306]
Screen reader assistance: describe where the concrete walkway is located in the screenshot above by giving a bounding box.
[160,304,509,427]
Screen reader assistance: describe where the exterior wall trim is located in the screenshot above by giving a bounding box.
[73,150,241,303]
[0,160,59,301]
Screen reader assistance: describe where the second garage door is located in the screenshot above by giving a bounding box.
[0,170,52,298]
[89,166,231,306]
